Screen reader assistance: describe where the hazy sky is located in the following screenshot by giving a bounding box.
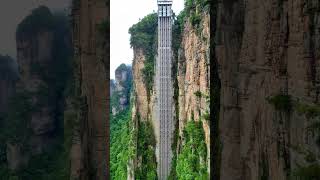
[0,0,71,59]
[110,0,184,79]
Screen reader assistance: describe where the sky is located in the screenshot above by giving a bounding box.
[110,0,184,79]
[0,0,70,59]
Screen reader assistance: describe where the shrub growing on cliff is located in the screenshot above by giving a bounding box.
[135,120,157,179]
[176,120,208,179]
[295,103,320,118]
[129,13,157,99]
[293,163,320,179]
[290,144,320,179]
[184,0,209,29]
[266,94,292,112]
[172,10,186,54]
[97,20,109,34]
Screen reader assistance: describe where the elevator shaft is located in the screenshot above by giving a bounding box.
[157,0,173,179]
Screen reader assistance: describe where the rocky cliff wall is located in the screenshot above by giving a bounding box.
[176,9,210,171]
[215,0,320,179]
[70,0,109,179]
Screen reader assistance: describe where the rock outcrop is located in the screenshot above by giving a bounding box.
[215,0,320,179]
[16,29,56,156]
[111,64,132,115]
[70,0,109,179]
[4,6,71,171]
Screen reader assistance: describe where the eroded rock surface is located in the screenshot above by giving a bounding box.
[215,0,320,179]
[70,0,109,179]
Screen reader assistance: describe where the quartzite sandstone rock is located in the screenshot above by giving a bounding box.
[215,0,320,179]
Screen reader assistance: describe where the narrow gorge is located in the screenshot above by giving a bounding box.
[110,0,211,179]
[0,0,319,179]
[111,0,320,179]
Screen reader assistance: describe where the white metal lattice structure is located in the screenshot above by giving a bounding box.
[156,0,173,179]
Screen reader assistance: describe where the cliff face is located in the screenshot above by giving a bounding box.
[16,30,55,154]
[70,0,109,179]
[215,0,320,179]
[176,9,210,170]
[130,47,159,179]
[131,47,157,124]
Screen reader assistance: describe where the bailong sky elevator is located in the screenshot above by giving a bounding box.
[156,0,173,179]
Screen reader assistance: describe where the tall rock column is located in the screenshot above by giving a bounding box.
[215,0,320,179]
[111,64,132,115]
[7,6,58,170]
[71,0,109,179]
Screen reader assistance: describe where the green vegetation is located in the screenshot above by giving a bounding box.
[259,154,269,180]
[293,163,320,180]
[2,90,33,145]
[194,90,202,98]
[97,19,109,34]
[135,120,157,179]
[172,10,186,54]
[110,90,121,111]
[129,13,157,100]
[291,146,320,179]
[295,103,320,118]
[110,64,134,179]
[266,94,292,112]
[0,91,34,179]
[184,0,210,30]
[0,91,73,178]
[116,63,129,72]
[110,109,134,179]
[169,17,183,177]
[176,120,208,179]
[193,91,210,121]
[110,99,157,179]
[267,94,320,117]
[290,101,320,179]
[110,64,132,112]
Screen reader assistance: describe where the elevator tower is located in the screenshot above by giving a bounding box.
[157,0,173,179]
